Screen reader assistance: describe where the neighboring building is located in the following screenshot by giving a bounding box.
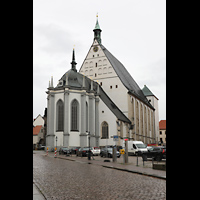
[45,16,160,150]
[33,114,44,127]
[43,108,47,146]
[33,125,44,149]
[159,120,166,145]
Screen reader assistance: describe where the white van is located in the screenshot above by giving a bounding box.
[127,141,148,155]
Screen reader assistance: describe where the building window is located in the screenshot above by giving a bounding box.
[102,121,108,139]
[56,100,64,131]
[71,99,79,131]
[116,85,118,88]
[160,131,162,135]
[110,86,112,89]
[100,82,102,86]
[86,102,88,132]
[96,63,97,67]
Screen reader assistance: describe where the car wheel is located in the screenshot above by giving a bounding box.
[156,155,161,161]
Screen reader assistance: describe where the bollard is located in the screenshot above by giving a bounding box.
[112,146,117,163]
[54,147,57,158]
[46,147,48,156]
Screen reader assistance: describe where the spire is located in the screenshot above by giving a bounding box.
[71,48,77,72]
[94,13,101,30]
[93,13,102,44]
[50,76,53,88]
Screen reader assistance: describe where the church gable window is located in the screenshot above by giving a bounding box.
[103,59,107,66]
[101,121,109,139]
[108,66,112,73]
[98,68,102,75]
[103,67,107,74]
[71,99,79,131]
[85,62,88,68]
[89,69,93,76]
[56,100,64,131]
[90,61,93,68]
[98,60,102,66]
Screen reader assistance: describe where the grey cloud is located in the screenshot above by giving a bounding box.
[34,23,76,55]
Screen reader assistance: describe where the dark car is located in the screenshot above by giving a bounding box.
[71,147,81,154]
[59,147,71,155]
[76,147,91,157]
[100,147,121,158]
[144,146,166,161]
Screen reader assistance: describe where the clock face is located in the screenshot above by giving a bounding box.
[93,46,98,52]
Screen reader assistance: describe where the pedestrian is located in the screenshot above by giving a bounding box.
[90,150,95,160]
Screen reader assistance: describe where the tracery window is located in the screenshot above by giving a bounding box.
[71,99,79,131]
[56,100,64,131]
[102,121,109,139]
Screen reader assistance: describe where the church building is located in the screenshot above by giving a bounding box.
[45,16,159,150]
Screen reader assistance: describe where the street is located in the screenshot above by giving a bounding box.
[33,151,166,200]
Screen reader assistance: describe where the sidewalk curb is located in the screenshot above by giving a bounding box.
[101,165,166,180]
[53,155,166,180]
[33,182,47,199]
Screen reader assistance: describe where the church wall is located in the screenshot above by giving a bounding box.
[98,76,129,117]
[146,96,159,143]
[98,99,118,147]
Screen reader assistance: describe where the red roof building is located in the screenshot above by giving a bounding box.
[159,120,166,145]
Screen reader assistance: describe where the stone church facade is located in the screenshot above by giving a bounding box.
[46,16,159,150]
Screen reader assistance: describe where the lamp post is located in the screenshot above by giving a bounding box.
[88,131,91,160]
[55,136,57,150]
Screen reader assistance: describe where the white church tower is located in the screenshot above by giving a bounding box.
[79,15,159,145]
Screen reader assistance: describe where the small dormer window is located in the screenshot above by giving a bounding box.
[58,80,63,87]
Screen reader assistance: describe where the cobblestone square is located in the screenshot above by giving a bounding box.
[33,151,166,199]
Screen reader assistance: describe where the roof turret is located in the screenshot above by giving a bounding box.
[93,14,102,44]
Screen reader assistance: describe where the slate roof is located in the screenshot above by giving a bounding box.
[142,85,159,100]
[99,44,155,110]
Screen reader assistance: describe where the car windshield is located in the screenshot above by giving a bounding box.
[94,147,100,149]
[82,147,90,150]
[107,148,113,152]
[62,148,69,150]
[136,143,146,148]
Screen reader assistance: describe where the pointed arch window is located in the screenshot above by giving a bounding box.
[56,100,64,131]
[101,121,109,139]
[86,102,88,132]
[71,99,79,131]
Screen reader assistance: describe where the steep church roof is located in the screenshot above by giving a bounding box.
[142,85,159,100]
[99,44,155,110]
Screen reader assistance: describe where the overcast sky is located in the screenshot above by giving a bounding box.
[33,0,166,120]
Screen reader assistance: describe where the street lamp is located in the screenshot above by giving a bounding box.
[55,136,57,150]
[87,131,91,160]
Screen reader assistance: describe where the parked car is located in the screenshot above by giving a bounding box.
[144,146,166,161]
[71,147,81,154]
[76,147,91,157]
[90,147,100,156]
[127,141,148,155]
[59,147,71,155]
[100,147,121,158]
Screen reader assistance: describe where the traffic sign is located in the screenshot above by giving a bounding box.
[113,135,119,141]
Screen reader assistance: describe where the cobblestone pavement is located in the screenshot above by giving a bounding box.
[33,151,166,200]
